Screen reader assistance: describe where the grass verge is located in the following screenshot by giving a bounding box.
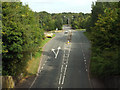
[76,29,86,31]
[26,34,56,76]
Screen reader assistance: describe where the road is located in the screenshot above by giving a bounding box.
[31,26,91,88]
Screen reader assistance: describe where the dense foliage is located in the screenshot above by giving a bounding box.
[87,2,120,78]
[2,2,44,76]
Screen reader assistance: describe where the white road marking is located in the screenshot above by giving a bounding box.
[64,67,67,76]
[51,47,61,59]
[29,76,38,88]
[61,65,63,72]
[85,62,86,65]
[41,66,43,69]
[86,69,88,71]
[43,63,45,66]
[61,87,62,90]
[61,75,65,84]
[66,65,67,68]
[84,57,86,59]
[84,59,86,62]
[59,74,62,84]
[58,87,59,90]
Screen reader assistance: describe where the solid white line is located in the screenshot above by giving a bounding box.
[29,76,38,88]
[61,75,65,84]
[59,74,62,84]
[61,65,63,72]
[64,67,67,76]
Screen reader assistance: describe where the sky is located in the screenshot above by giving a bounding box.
[21,0,97,14]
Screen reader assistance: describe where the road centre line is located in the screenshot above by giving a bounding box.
[59,74,62,84]
[84,57,86,60]
[64,67,67,76]
[66,65,67,68]
[61,65,63,72]
[84,59,86,62]
[86,69,88,72]
[58,87,60,90]
[61,75,65,84]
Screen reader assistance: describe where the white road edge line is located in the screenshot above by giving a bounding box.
[29,76,38,88]
[59,74,62,84]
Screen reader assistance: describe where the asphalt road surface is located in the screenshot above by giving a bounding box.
[31,26,91,88]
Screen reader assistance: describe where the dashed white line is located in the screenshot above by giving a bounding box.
[84,57,86,60]
[61,75,65,84]
[59,74,62,84]
[41,66,43,69]
[84,59,86,62]
[86,69,88,71]
[58,87,60,90]
[66,64,67,68]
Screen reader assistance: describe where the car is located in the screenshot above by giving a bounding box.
[46,33,53,38]
[64,31,68,34]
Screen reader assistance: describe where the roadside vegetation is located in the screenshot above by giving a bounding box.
[26,34,55,76]
[2,2,58,78]
[84,2,120,78]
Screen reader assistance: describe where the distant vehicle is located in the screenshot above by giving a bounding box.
[46,33,53,38]
[64,31,68,34]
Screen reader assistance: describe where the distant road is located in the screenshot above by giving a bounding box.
[31,26,91,88]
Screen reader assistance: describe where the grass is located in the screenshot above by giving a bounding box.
[76,29,86,31]
[26,34,56,76]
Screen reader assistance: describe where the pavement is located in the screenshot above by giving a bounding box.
[15,26,105,88]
